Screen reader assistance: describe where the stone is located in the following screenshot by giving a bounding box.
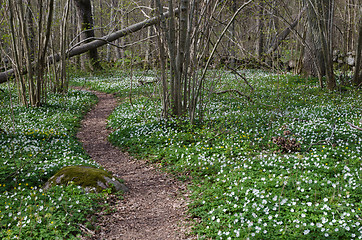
[332,55,338,62]
[44,165,128,193]
[346,55,355,66]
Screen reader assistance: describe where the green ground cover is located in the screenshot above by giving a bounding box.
[71,70,362,239]
[0,86,104,239]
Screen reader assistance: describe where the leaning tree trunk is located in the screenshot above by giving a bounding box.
[266,6,307,55]
[0,8,178,84]
[74,0,102,70]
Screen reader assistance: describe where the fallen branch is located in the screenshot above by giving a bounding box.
[0,9,178,84]
[214,89,253,102]
[346,121,362,131]
[68,34,157,51]
[306,123,336,151]
[290,117,309,122]
[225,65,254,91]
[138,79,158,86]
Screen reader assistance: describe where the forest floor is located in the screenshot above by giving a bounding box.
[76,89,192,240]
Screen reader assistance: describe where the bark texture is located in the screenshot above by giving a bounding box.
[303,0,325,78]
[74,0,102,70]
[353,6,362,86]
[303,0,335,89]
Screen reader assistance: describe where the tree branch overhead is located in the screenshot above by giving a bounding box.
[0,9,178,84]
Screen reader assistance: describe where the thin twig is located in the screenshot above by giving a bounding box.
[346,121,362,131]
[77,223,95,236]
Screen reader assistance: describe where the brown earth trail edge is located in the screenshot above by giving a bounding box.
[76,89,192,240]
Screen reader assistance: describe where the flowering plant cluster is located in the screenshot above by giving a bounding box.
[0,88,102,239]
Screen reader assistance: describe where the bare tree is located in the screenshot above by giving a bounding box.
[161,0,254,120]
[7,0,54,107]
[1,0,360,93]
[55,0,71,93]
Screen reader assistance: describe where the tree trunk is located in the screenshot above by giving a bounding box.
[256,1,265,58]
[116,1,125,62]
[155,0,169,117]
[303,0,335,90]
[145,0,155,67]
[106,1,114,62]
[17,0,35,105]
[229,0,237,67]
[353,6,362,86]
[56,0,71,93]
[25,5,35,62]
[74,0,102,70]
[175,0,189,115]
[303,0,325,80]
[8,0,28,106]
[166,0,179,116]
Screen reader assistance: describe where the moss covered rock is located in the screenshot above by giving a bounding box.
[44,165,128,193]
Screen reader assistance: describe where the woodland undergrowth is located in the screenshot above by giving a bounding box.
[0,87,109,239]
[71,69,362,239]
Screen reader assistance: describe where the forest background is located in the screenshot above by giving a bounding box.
[0,0,362,239]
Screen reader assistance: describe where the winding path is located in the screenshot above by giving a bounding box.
[76,90,191,240]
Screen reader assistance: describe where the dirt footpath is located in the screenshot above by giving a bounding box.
[76,89,192,240]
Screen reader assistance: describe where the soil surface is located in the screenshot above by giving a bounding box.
[76,89,192,240]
